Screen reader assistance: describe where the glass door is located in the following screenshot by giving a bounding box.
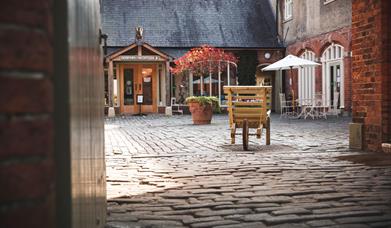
[123,68,134,106]
[329,63,341,108]
[120,64,156,114]
[121,66,138,114]
[138,65,156,113]
[141,67,153,105]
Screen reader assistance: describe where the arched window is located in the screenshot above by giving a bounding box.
[298,50,316,103]
[321,43,344,108]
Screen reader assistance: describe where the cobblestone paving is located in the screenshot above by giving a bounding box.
[105,114,391,228]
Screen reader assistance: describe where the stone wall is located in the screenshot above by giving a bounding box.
[281,0,352,46]
[351,0,391,151]
[0,1,55,227]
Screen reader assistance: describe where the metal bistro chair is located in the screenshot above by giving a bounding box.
[171,97,183,115]
[328,92,340,118]
[279,93,294,118]
[313,93,327,119]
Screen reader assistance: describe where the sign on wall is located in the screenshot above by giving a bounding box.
[116,55,164,62]
[137,94,144,104]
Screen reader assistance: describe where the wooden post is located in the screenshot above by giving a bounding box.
[227,88,235,144]
[227,89,233,127]
[108,60,114,107]
[266,87,271,145]
[227,63,230,86]
[218,62,221,106]
[200,75,204,95]
[261,88,267,123]
[266,116,271,145]
[189,71,193,96]
[157,65,161,105]
[116,66,120,106]
[290,67,295,113]
[209,61,212,96]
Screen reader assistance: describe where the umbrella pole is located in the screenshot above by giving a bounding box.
[290,67,295,114]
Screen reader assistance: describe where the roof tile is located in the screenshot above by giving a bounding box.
[101,0,279,48]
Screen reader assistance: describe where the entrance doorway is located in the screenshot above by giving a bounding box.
[120,64,157,114]
[329,63,342,108]
[321,43,344,108]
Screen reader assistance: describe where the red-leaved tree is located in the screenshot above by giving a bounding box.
[170,45,238,76]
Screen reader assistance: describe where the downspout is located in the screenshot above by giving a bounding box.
[276,0,287,94]
[276,0,279,44]
[99,29,108,56]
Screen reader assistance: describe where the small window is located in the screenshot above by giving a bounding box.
[284,0,293,21]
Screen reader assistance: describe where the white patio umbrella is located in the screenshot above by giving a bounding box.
[192,77,220,84]
[262,54,320,111]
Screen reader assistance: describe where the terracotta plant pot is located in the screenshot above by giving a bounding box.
[188,102,213,125]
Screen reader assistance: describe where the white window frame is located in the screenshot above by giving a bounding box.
[321,43,345,108]
[298,50,316,105]
[284,0,293,21]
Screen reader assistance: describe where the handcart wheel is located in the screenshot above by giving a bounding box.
[242,119,249,151]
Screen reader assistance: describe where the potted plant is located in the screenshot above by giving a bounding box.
[186,96,219,124]
[170,45,238,124]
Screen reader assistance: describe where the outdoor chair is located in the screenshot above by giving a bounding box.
[328,92,340,117]
[279,93,294,118]
[313,93,327,119]
[224,86,272,150]
[171,97,183,115]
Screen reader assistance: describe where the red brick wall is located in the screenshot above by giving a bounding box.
[285,26,352,112]
[383,1,391,146]
[352,0,391,151]
[0,1,55,227]
[257,49,285,65]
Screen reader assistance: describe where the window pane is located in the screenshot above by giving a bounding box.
[338,47,342,58]
[142,68,153,105]
[123,69,134,105]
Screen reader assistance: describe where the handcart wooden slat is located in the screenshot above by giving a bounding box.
[223,86,272,150]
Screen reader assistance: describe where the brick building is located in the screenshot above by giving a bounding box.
[350,0,391,152]
[0,1,389,227]
[101,0,285,115]
[276,0,390,152]
[276,0,352,114]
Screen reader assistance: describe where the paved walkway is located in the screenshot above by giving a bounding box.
[105,114,391,228]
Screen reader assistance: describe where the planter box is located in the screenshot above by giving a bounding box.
[382,143,391,154]
[349,123,362,150]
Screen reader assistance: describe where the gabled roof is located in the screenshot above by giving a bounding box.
[101,0,279,48]
[106,42,171,61]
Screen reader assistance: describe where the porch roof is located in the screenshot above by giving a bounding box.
[106,42,171,62]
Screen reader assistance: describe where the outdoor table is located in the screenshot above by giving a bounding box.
[296,98,328,119]
[296,99,313,119]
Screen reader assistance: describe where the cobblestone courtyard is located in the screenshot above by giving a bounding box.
[105,114,391,228]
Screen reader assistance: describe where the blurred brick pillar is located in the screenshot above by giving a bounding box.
[0,1,55,227]
[351,0,391,151]
[0,0,105,227]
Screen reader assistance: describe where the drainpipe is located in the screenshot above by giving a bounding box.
[276,0,280,45]
[99,29,108,56]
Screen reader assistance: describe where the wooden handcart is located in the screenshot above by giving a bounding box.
[224,86,272,150]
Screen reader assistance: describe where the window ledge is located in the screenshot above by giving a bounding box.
[324,0,336,5]
[283,17,293,23]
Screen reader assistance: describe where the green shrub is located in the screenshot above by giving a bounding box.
[185,96,221,113]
